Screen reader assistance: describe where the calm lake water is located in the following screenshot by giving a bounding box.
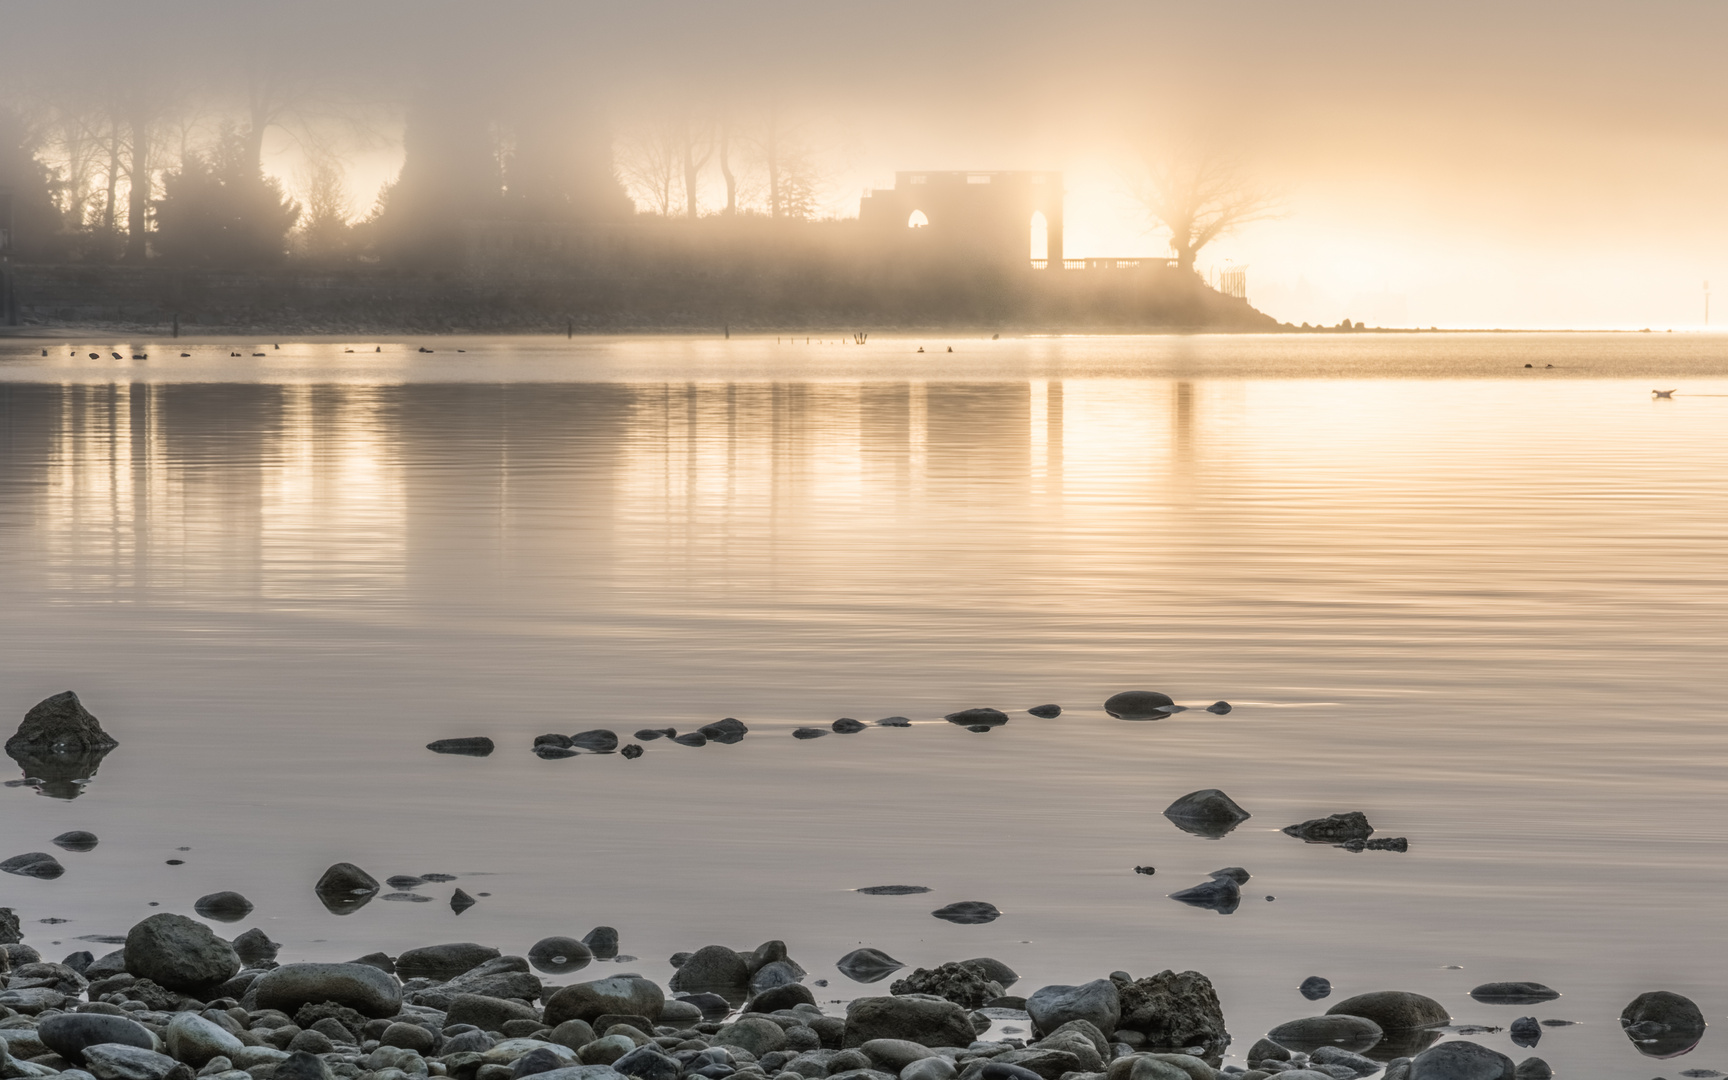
[2,333,1726,1075]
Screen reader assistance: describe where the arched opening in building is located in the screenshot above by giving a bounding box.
[1029,211,1048,261]
[907,210,929,229]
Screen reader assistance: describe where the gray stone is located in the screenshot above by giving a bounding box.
[0,906,19,944]
[716,1017,788,1056]
[427,738,495,756]
[578,1035,636,1066]
[1508,1017,1539,1047]
[381,1023,436,1054]
[1298,977,1330,1001]
[38,1013,157,1065]
[9,959,88,993]
[792,728,829,740]
[1161,790,1250,837]
[191,893,253,923]
[1,852,65,878]
[943,709,1009,728]
[414,955,542,1008]
[570,731,619,754]
[698,718,749,743]
[313,863,380,914]
[1204,702,1231,715]
[447,993,542,1032]
[1511,1059,1549,1080]
[1102,691,1175,720]
[544,977,665,1028]
[1265,1016,1383,1054]
[844,995,977,1049]
[1027,981,1120,1039]
[670,946,751,992]
[124,913,240,992]
[1246,1039,1289,1065]
[890,964,1004,1009]
[1407,1040,1514,1080]
[272,1051,337,1080]
[582,928,621,960]
[396,943,500,981]
[1026,706,1061,719]
[930,902,999,925]
[958,959,1017,990]
[81,1044,193,1080]
[900,1058,956,1080]
[232,929,279,966]
[530,937,595,975]
[533,1068,626,1080]
[452,888,478,913]
[1168,877,1240,914]
[1467,983,1557,1005]
[53,831,101,852]
[831,719,867,734]
[1112,971,1228,1058]
[7,691,119,756]
[515,1047,575,1077]
[748,984,817,1014]
[1309,1045,1380,1075]
[876,717,913,727]
[837,949,906,985]
[1281,813,1373,844]
[859,1040,936,1072]
[1325,992,1448,1033]
[1620,989,1705,1057]
[611,1045,680,1080]
[548,1020,598,1052]
[252,962,404,1019]
[166,1013,246,1067]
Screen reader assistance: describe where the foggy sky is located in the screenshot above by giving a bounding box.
[10,0,1727,329]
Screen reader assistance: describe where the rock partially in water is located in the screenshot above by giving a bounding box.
[930,900,1000,924]
[38,1011,156,1064]
[427,737,495,756]
[314,862,380,915]
[253,962,404,1018]
[450,888,477,913]
[536,734,575,750]
[669,944,750,992]
[124,912,240,993]
[385,874,425,888]
[793,727,829,740]
[1027,705,1061,718]
[1470,982,1559,1005]
[1103,690,1176,720]
[583,926,621,959]
[1283,812,1374,844]
[1266,1014,1383,1054]
[536,745,579,759]
[52,830,99,852]
[620,744,643,759]
[396,942,499,981]
[543,975,666,1027]
[960,957,1018,989]
[1205,702,1232,715]
[1133,865,1156,875]
[876,717,913,727]
[858,885,931,895]
[1406,1039,1515,1079]
[233,927,280,966]
[1,851,65,878]
[1509,1017,1540,1047]
[837,948,906,984]
[1028,980,1120,1038]
[1162,789,1252,838]
[1514,1057,1552,1080]
[673,732,708,747]
[1620,989,1706,1058]
[1326,990,1450,1032]
[1209,866,1250,885]
[1299,976,1332,1001]
[675,991,733,1019]
[1168,877,1240,914]
[192,891,254,922]
[699,718,749,744]
[890,963,1005,1009]
[570,730,619,753]
[832,718,867,734]
[943,708,1009,728]
[8,692,119,757]
[1112,970,1229,1058]
[844,995,977,1049]
[634,728,674,741]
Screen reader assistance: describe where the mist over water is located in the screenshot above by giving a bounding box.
[2,334,1726,1073]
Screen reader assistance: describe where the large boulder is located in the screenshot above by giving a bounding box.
[124,912,240,992]
[38,1012,156,1064]
[890,963,1004,1009]
[396,942,501,981]
[1162,790,1250,838]
[1408,1039,1515,1079]
[0,907,20,944]
[1326,991,1449,1032]
[544,977,666,1027]
[844,994,977,1049]
[1027,980,1121,1039]
[251,962,404,1019]
[411,955,541,1008]
[1,852,65,878]
[1265,1015,1383,1054]
[1113,971,1228,1058]
[668,945,750,992]
[1103,691,1176,720]
[1620,989,1706,1057]
[7,691,118,756]
[165,1011,247,1066]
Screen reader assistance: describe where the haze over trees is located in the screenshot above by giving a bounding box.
[1128,143,1282,274]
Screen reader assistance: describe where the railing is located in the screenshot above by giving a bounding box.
[1030,259,1048,270]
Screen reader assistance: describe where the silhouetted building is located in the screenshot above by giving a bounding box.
[858,171,1064,269]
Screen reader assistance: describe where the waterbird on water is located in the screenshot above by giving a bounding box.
[1653,389,1676,398]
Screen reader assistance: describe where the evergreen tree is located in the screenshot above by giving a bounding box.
[154,126,300,264]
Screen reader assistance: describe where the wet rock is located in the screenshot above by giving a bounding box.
[1299,976,1332,1001]
[1326,991,1449,1032]
[166,1012,246,1067]
[1204,702,1232,715]
[537,734,575,750]
[447,992,541,1032]
[717,1015,789,1056]
[1620,989,1706,1057]
[192,892,254,923]
[620,744,643,759]
[793,728,829,740]
[416,954,542,1007]
[890,963,1005,1009]
[397,942,500,981]
[1028,980,1120,1038]
[1364,837,1409,852]
[427,737,495,756]
[452,888,478,913]
[832,718,867,734]
[82,1043,194,1080]
[1468,983,1558,1005]
[125,912,240,992]
[943,708,1008,728]
[1282,812,1374,844]
[232,928,278,967]
[675,991,732,1020]
[1168,877,1240,914]
[350,950,394,973]
[62,949,94,973]
[930,900,1000,924]
[571,730,619,753]
[8,691,119,756]
[1512,1058,1550,1080]
[1112,971,1228,1058]
[544,976,666,1027]
[1407,1039,1514,1079]
[844,995,977,1049]
[537,745,580,759]
[1265,1015,1383,1054]
[1508,1017,1539,1047]
[671,945,751,992]
[749,983,817,1014]
[1209,867,1249,885]
[960,958,1018,989]
[579,926,619,960]
[612,1045,680,1080]
[11,959,89,993]
[634,729,675,741]
[1133,866,1156,875]
[531,936,595,974]
[38,1012,156,1064]
[252,962,404,1018]
[876,717,912,727]
[858,885,930,895]
[1,851,65,878]
[1162,790,1251,838]
[1246,1039,1290,1066]
[386,874,426,889]
[53,830,100,852]
[1102,691,1175,720]
[0,906,19,944]
[902,1057,958,1080]
[313,862,380,915]
[272,1051,336,1080]
[751,958,805,992]
[838,948,906,984]
[673,732,708,747]
[699,718,749,743]
[1026,705,1061,718]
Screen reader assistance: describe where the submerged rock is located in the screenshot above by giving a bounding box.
[1,851,65,878]
[793,727,829,740]
[426,737,494,756]
[1162,789,1252,838]
[876,717,913,727]
[1299,976,1332,1001]
[699,718,749,743]
[1103,690,1175,720]
[673,732,708,747]
[1027,705,1062,718]
[930,900,1000,924]
[1168,877,1240,914]
[1205,702,1232,715]
[583,926,621,958]
[1265,1014,1383,1054]
[570,730,619,753]
[1283,812,1374,843]
[1470,982,1559,1005]
[634,728,674,741]
[838,948,906,984]
[1326,990,1449,1032]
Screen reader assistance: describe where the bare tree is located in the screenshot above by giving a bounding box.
[1128,144,1281,274]
[615,107,681,216]
[716,108,737,216]
[744,101,827,221]
[677,101,712,219]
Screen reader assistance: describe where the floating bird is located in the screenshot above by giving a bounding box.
[41,349,47,356]
[180,352,190,357]
[131,354,147,359]
[88,353,99,360]
[110,352,121,359]
[1654,389,1676,398]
